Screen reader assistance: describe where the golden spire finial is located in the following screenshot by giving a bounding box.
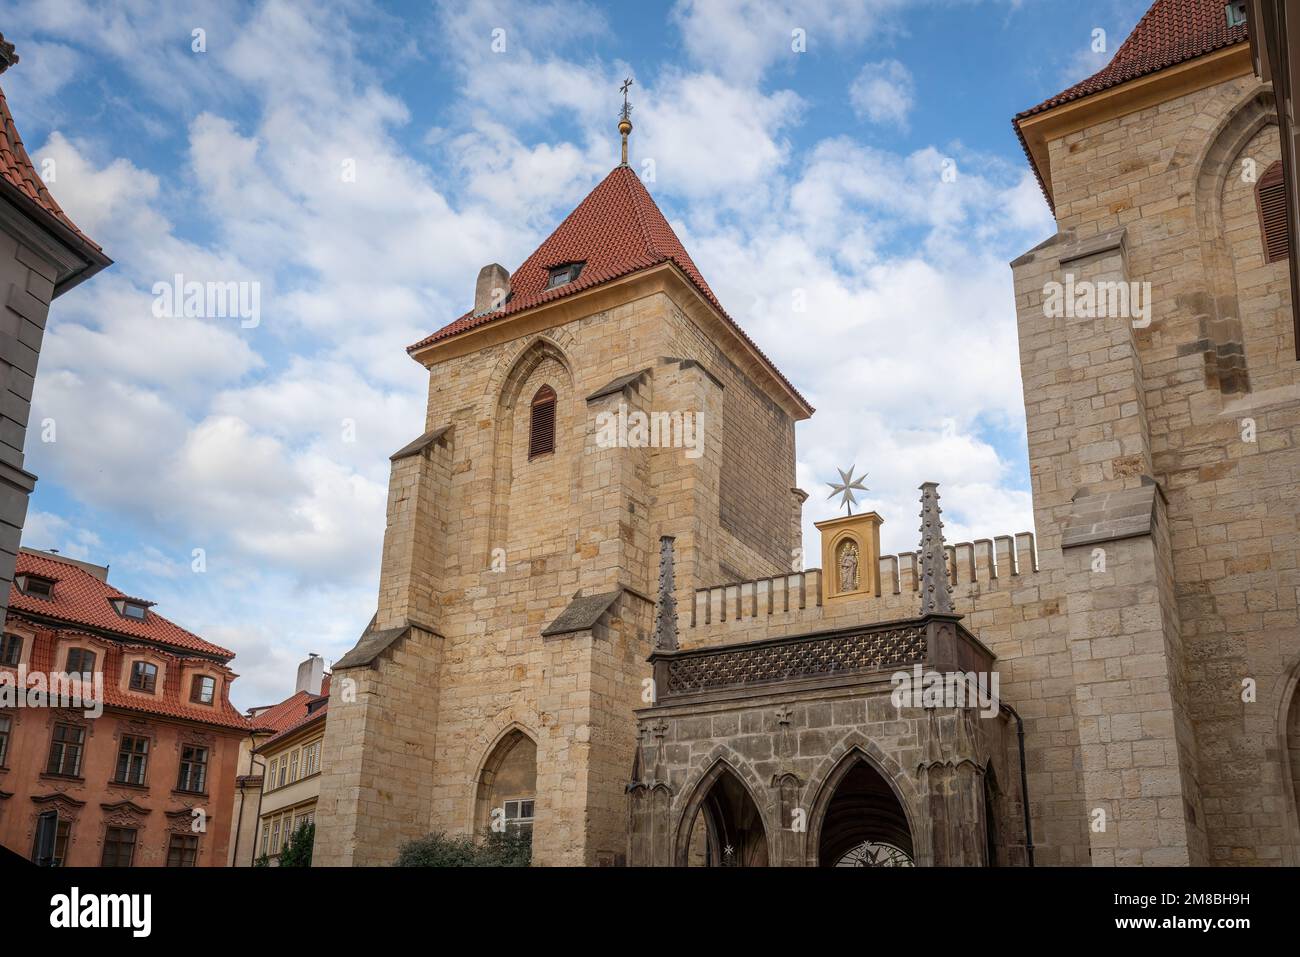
[618,76,633,167]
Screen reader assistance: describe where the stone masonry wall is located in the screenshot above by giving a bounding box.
[1013,71,1300,865]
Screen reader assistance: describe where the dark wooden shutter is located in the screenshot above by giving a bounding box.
[529,385,556,458]
[1257,161,1291,264]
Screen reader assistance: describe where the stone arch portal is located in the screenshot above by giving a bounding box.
[679,762,770,867]
[815,753,915,867]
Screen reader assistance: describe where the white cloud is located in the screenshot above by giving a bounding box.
[670,0,909,84]
[849,59,914,128]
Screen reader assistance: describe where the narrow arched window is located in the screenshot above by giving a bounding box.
[1256,161,1290,264]
[528,385,556,459]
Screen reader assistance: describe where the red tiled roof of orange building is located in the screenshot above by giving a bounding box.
[0,82,102,253]
[407,165,810,412]
[1016,0,1248,121]
[8,549,234,659]
[20,632,253,730]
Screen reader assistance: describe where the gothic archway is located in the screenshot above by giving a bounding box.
[473,728,537,842]
[814,752,914,867]
[1281,664,1300,865]
[677,761,770,867]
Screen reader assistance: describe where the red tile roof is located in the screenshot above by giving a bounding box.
[8,550,234,659]
[0,82,102,252]
[408,165,811,414]
[253,678,329,750]
[18,629,253,731]
[1017,0,1247,121]
[1014,0,1250,209]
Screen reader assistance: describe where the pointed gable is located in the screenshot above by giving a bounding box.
[410,166,723,348]
[1013,0,1251,211]
[408,165,810,413]
[1018,0,1248,121]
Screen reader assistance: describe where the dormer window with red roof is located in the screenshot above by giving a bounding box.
[110,597,153,621]
[1225,1,1247,27]
[546,262,584,289]
[16,573,56,599]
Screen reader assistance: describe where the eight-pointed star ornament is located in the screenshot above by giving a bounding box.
[826,465,870,516]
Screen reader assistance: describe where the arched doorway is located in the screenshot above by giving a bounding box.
[681,764,769,867]
[816,755,914,867]
[474,729,537,842]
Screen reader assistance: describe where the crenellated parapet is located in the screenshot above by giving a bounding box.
[682,530,1042,648]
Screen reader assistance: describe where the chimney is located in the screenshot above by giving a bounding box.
[295,653,324,696]
[474,263,510,315]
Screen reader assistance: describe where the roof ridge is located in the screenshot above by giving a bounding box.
[618,165,663,262]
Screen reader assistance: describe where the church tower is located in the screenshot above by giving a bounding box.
[313,96,812,866]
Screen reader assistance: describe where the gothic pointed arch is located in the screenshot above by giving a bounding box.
[673,755,773,867]
[1277,657,1300,865]
[487,336,576,561]
[1174,84,1280,395]
[472,725,538,843]
[805,738,921,867]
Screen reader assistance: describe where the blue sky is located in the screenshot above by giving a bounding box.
[0,0,1150,707]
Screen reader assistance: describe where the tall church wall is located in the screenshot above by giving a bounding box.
[1012,70,1300,865]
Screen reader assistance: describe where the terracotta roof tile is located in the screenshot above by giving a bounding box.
[9,550,234,659]
[408,165,811,413]
[16,630,252,731]
[1013,0,1250,209]
[0,82,101,252]
[1017,0,1247,120]
[253,680,329,749]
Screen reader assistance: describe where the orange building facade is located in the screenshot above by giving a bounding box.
[0,548,256,866]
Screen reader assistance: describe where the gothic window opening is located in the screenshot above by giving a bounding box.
[1257,161,1291,264]
[528,385,557,459]
[474,729,537,848]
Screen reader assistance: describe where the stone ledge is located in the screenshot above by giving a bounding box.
[1060,482,1160,549]
[389,425,450,462]
[585,368,651,403]
[541,588,624,638]
[333,616,442,670]
[1057,227,1127,267]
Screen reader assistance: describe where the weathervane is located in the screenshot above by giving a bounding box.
[826,465,869,516]
[618,77,634,167]
[620,77,634,120]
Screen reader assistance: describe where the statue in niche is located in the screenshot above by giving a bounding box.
[837,539,860,593]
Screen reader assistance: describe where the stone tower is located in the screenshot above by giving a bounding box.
[1010,0,1300,865]
[313,131,812,865]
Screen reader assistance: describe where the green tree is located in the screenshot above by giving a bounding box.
[277,821,316,867]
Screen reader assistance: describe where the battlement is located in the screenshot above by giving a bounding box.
[684,531,1040,644]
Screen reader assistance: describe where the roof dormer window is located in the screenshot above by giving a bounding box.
[1225,2,1247,28]
[16,574,56,600]
[110,597,154,621]
[545,262,584,290]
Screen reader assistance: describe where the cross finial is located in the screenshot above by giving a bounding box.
[617,77,634,167]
